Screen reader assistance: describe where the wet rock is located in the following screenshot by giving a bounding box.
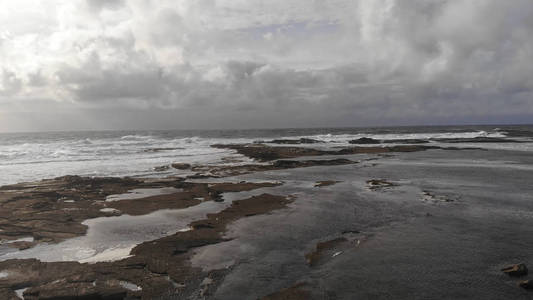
[0,176,279,249]
[501,264,528,277]
[0,193,295,299]
[144,147,182,152]
[366,179,397,191]
[171,163,191,170]
[422,191,456,203]
[153,165,170,172]
[315,181,340,187]
[212,144,327,161]
[519,280,533,290]
[263,138,323,144]
[434,137,524,143]
[273,159,353,169]
[298,138,323,144]
[213,143,446,162]
[262,282,310,300]
[305,237,348,267]
[23,281,129,300]
[349,137,380,144]
[382,139,429,144]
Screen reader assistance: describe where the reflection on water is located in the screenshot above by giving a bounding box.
[105,187,183,201]
[0,200,232,263]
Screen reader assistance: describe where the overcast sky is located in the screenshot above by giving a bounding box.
[0,0,532,132]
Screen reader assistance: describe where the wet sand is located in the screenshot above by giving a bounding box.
[0,143,532,299]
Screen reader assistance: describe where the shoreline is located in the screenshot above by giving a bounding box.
[0,142,532,298]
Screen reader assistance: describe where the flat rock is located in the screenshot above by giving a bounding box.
[349,137,380,144]
[171,163,191,170]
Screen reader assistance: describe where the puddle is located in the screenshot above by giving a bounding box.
[0,200,232,263]
[106,187,183,201]
[120,281,142,291]
[100,208,120,214]
[15,288,28,299]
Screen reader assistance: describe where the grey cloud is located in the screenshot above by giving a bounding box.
[86,0,124,12]
[1,0,533,131]
[0,69,22,96]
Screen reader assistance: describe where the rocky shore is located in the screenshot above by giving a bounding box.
[0,141,530,299]
[0,193,293,299]
[0,175,280,250]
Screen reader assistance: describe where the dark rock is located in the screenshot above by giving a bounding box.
[366,179,396,190]
[262,282,310,300]
[305,237,348,267]
[171,163,191,170]
[144,147,182,152]
[315,180,340,187]
[263,138,323,144]
[341,230,360,234]
[349,137,380,144]
[519,280,533,290]
[299,138,323,144]
[434,137,524,143]
[273,159,353,169]
[501,264,528,277]
[212,143,441,162]
[153,165,170,172]
[273,160,304,168]
[382,139,429,144]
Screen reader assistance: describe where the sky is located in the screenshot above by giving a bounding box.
[0,0,532,132]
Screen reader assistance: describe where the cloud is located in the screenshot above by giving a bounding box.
[0,0,532,131]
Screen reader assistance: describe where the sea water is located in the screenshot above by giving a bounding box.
[0,125,532,186]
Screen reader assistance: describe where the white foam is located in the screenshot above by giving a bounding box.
[0,134,256,186]
[0,129,528,187]
[290,130,507,144]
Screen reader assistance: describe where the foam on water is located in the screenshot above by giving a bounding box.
[0,126,531,186]
[292,130,507,144]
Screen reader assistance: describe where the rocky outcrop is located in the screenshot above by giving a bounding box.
[0,176,280,249]
[366,179,397,191]
[212,143,442,162]
[349,137,380,144]
[501,264,528,277]
[349,137,430,144]
[519,280,533,290]
[273,159,353,169]
[305,237,348,267]
[171,163,191,170]
[434,137,524,143]
[260,138,324,144]
[0,193,295,299]
[314,181,340,187]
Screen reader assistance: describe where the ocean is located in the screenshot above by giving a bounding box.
[1,124,532,186]
[2,124,533,298]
